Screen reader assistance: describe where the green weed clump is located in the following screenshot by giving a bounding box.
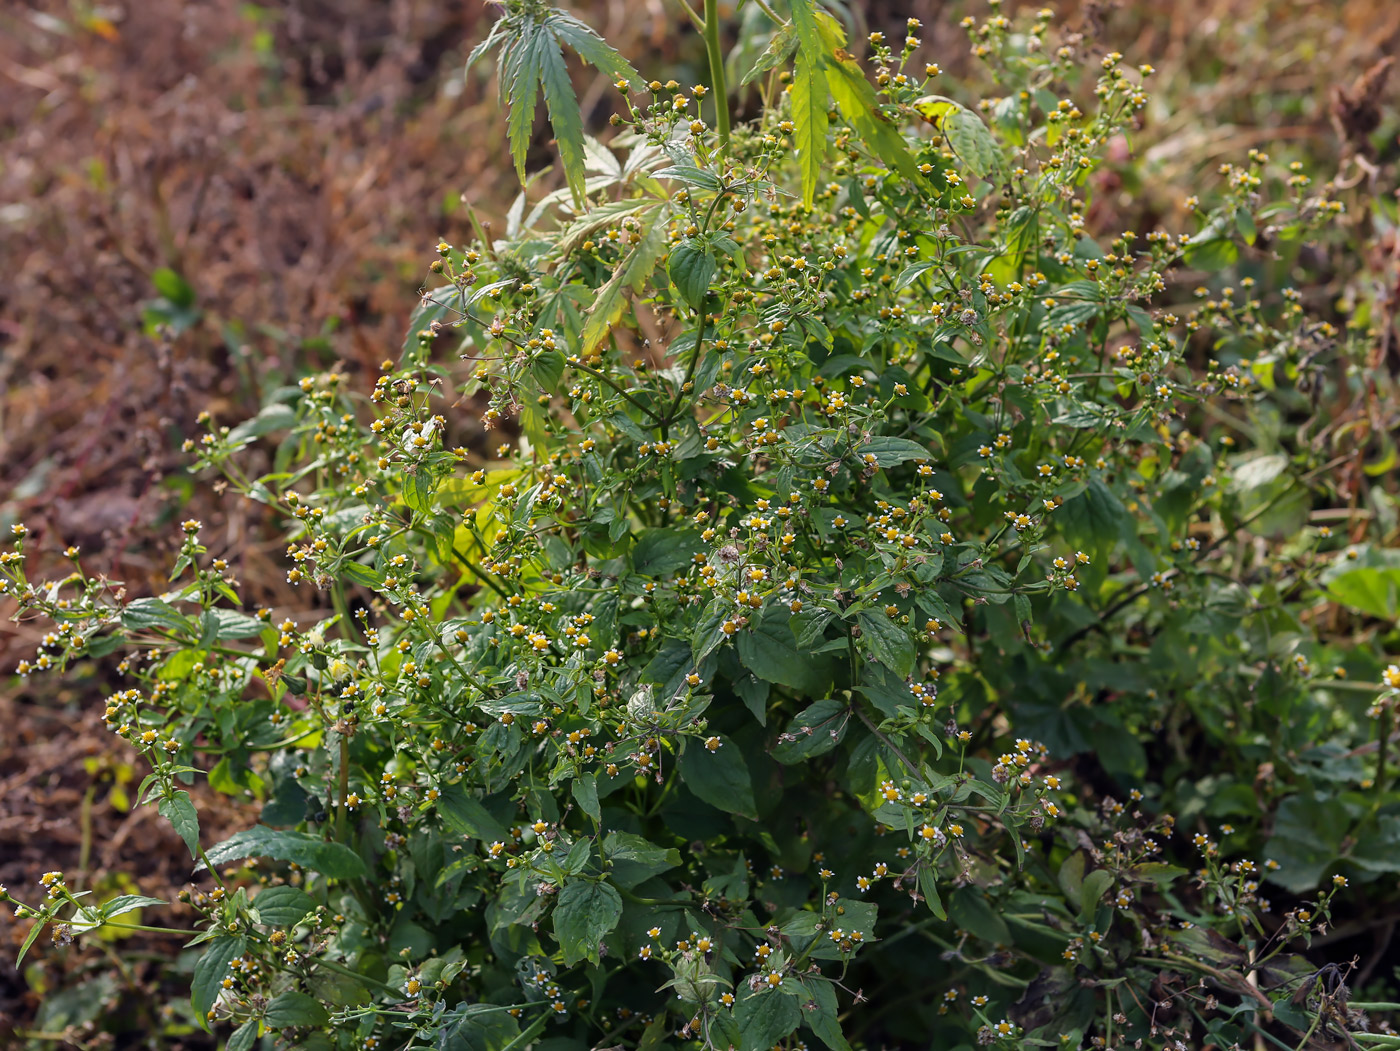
[6,2,1400,1049]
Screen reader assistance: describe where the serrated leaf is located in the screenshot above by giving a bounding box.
[772,699,848,764]
[264,990,330,1028]
[192,936,245,1030]
[604,831,681,888]
[858,435,931,467]
[805,979,853,1051]
[856,610,916,678]
[740,23,797,85]
[501,21,543,186]
[581,206,668,353]
[251,885,316,927]
[227,1020,258,1051]
[553,880,623,966]
[537,25,588,208]
[122,597,192,635]
[914,96,999,178]
[668,240,717,309]
[202,827,367,880]
[825,57,922,186]
[159,790,201,859]
[99,894,168,923]
[547,12,641,88]
[736,987,802,1051]
[791,47,828,207]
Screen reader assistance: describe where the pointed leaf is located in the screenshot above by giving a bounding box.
[192,936,246,1030]
[159,790,201,859]
[679,735,757,819]
[202,827,367,880]
[538,27,588,208]
[668,240,717,309]
[552,880,623,965]
[791,47,828,206]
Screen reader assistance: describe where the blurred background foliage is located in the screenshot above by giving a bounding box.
[1,0,1396,1046]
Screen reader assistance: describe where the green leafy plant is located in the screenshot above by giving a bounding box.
[7,2,1400,1049]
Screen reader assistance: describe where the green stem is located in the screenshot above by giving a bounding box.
[336,735,350,845]
[1377,705,1391,801]
[99,921,200,936]
[702,0,731,149]
[1291,1007,1323,1051]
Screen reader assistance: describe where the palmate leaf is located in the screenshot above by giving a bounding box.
[473,8,641,208]
[537,28,589,209]
[501,20,543,187]
[785,0,921,197]
[787,0,829,206]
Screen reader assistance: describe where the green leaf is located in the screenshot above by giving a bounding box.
[151,267,195,308]
[252,885,316,927]
[581,206,669,354]
[441,1002,522,1051]
[210,608,265,640]
[917,866,946,919]
[786,0,826,74]
[404,468,435,515]
[824,58,922,186]
[604,831,681,889]
[1182,217,1241,271]
[915,96,999,178]
[546,12,641,88]
[668,240,718,309]
[264,990,330,1028]
[202,827,368,880]
[1079,869,1115,921]
[123,597,192,635]
[15,916,46,966]
[772,699,848,764]
[948,888,1009,945]
[159,791,201,859]
[1326,567,1400,620]
[227,1020,258,1051]
[858,436,932,467]
[856,610,916,678]
[1059,478,1127,560]
[552,880,623,966]
[192,936,246,1031]
[537,25,588,208]
[572,773,601,824]
[791,47,829,207]
[501,21,543,186]
[736,987,803,1051]
[632,527,702,577]
[439,784,509,844]
[740,23,797,86]
[736,605,832,694]
[679,735,757,820]
[227,402,297,444]
[1263,792,1345,893]
[96,894,168,925]
[805,979,853,1051]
